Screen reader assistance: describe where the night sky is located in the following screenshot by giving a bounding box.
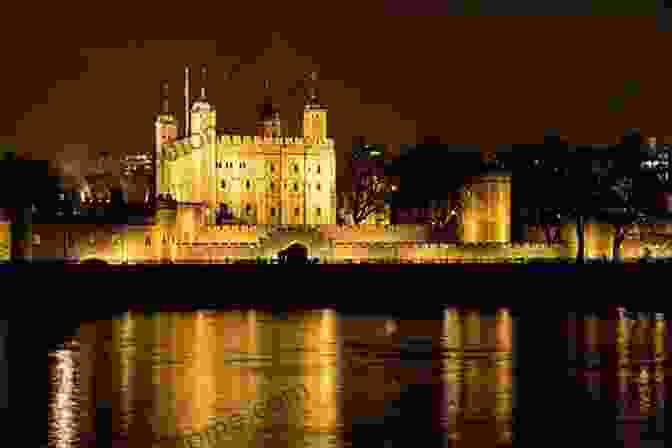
[1,2,671,190]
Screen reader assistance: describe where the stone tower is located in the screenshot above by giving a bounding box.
[462,169,512,243]
[303,72,327,143]
[154,80,178,200]
[190,64,216,146]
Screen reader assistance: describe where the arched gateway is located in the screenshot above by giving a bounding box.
[278,242,309,264]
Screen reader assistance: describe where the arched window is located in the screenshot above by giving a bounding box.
[316,183,321,191]
[294,164,299,173]
[145,236,151,247]
[246,180,251,190]
[294,207,300,216]
[270,163,275,172]
[316,207,321,216]
[293,183,298,192]
[317,165,321,174]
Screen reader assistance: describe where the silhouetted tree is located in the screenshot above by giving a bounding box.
[516,136,598,263]
[340,171,390,224]
[595,130,665,262]
[342,143,393,224]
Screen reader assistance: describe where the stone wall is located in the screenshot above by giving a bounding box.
[16,218,672,264]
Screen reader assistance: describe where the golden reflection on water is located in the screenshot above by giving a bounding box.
[440,308,513,445]
[49,309,518,448]
[48,340,80,448]
[612,312,667,423]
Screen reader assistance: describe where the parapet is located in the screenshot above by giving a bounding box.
[323,224,433,242]
[214,135,330,148]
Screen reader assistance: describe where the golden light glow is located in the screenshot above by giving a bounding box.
[495,309,513,444]
[49,341,80,448]
[441,308,463,440]
[302,309,340,434]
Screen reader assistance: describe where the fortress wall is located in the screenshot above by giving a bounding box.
[323,224,432,242]
[331,241,566,263]
[172,243,258,263]
[0,221,8,262]
[199,225,260,242]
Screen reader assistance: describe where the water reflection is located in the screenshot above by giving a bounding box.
[49,340,80,448]
[48,309,517,448]
[580,310,669,445]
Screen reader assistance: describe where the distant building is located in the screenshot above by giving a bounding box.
[122,153,153,177]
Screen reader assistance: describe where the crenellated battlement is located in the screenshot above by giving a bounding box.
[215,135,334,147]
[160,135,334,162]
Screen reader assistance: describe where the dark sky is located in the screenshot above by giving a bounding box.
[1,2,671,186]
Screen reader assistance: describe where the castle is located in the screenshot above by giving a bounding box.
[1,66,671,264]
[154,67,336,227]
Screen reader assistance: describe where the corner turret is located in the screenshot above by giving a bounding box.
[302,71,327,143]
[256,80,282,139]
[190,65,216,146]
[155,80,178,199]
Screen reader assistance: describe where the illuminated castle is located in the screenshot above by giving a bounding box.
[154,66,336,226]
[3,65,671,264]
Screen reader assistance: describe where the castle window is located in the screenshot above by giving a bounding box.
[294,207,300,216]
[293,183,298,192]
[294,164,299,173]
[221,180,226,189]
[246,180,251,190]
[316,183,321,191]
[316,207,321,216]
[145,236,151,247]
[270,182,275,191]
[246,204,252,215]
[270,207,276,217]
[270,163,274,172]
[317,165,321,174]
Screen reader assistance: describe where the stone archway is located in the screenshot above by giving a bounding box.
[278,242,309,264]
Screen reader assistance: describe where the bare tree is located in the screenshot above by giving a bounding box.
[341,170,391,225]
[428,187,474,239]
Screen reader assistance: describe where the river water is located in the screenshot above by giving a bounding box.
[47,309,666,447]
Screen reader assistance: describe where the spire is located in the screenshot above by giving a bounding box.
[258,79,278,121]
[200,64,207,100]
[305,71,322,108]
[161,80,170,115]
[184,66,190,135]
